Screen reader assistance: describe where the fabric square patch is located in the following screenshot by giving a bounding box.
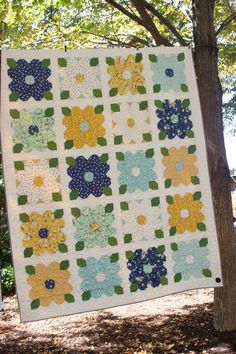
[167,192,206,236]
[66,154,112,200]
[62,105,106,149]
[116,149,158,194]
[7,58,52,101]
[26,261,74,309]
[171,239,211,282]
[11,108,56,153]
[71,204,117,251]
[106,53,146,96]
[120,198,163,243]
[77,254,123,300]
[15,159,62,205]
[126,246,168,292]
[149,52,188,92]
[161,145,199,188]
[58,57,102,99]
[111,101,152,145]
[155,99,194,140]
[20,210,67,258]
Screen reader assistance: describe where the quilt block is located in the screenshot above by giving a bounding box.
[1,48,222,322]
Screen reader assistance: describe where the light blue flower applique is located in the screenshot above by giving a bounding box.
[73,205,116,248]
[117,151,157,193]
[79,255,122,299]
[172,239,210,280]
[151,54,187,92]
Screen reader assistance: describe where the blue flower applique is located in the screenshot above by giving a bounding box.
[117,151,156,193]
[8,59,52,101]
[127,247,167,290]
[79,255,122,299]
[156,99,193,139]
[67,154,111,199]
[151,54,187,92]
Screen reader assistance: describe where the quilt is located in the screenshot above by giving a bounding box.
[0,47,222,322]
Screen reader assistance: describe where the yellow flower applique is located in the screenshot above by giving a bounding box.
[162,146,198,186]
[168,193,204,233]
[21,211,66,256]
[27,262,73,307]
[63,105,105,148]
[107,54,145,95]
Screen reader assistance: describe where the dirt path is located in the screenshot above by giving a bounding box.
[1,289,236,353]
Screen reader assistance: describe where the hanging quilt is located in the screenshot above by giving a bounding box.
[0,47,222,322]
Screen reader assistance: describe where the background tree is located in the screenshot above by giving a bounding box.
[0,0,235,330]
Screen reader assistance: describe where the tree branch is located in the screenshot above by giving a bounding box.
[104,0,172,46]
[130,0,172,46]
[143,0,189,46]
[216,12,236,36]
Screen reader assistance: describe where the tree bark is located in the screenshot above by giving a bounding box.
[192,0,236,331]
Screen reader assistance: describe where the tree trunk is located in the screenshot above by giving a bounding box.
[192,0,236,331]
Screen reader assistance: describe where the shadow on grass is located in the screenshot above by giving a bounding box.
[1,302,236,354]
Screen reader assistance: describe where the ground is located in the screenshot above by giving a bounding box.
[1,289,236,354]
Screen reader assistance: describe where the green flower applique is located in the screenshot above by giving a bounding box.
[73,205,116,248]
[11,108,55,152]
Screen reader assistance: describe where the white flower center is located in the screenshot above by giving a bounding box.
[171,114,179,124]
[123,69,132,80]
[25,75,35,85]
[176,162,184,171]
[180,209,189,218]
[131,167,141,176]
[80,122,90,132]
[143,264,153,274]
[96,273,106,282]
[186,255,195,265]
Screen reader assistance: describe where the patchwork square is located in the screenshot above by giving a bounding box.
[11,108,56,153]
[58,57,102,99]
[116,149,158,194]
[111,101,152,145]
[120,198,163,243]
[62,105,107,149]
[15,159,62,205]
[106,53,146,96]
[77,254,123,300]
[71,204,117,251]
[66,154,112,200]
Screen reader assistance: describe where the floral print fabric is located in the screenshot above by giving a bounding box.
[1,48,221,322]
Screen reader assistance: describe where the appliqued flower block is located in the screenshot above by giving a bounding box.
[58,57,102,99]
[171,239,211,282]
[62,105,106,149]
[120,198,163,243]
[161,145,199,188]
[156,99,194,139]
[167,192,206,236]
[106,53,146,96]
[149,53,188,92]
[11,108,56,153]
[77,254,123,300]
[111,101,152,145]
[126,246,168,292]
[71,204,117,251]
[116,150,158,194]
[20,210,67,258]
[66,154,112,199]
[7,58,52,101]
[15,159,62,205]
[26,261,74,309]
